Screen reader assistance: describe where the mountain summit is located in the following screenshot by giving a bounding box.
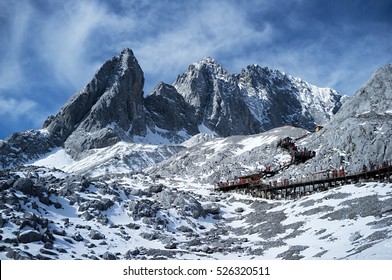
[173,58,344,136]
[43,48,146,158]
[1,48,344,168]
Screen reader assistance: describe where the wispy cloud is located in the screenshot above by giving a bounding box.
[0,0,33,92]
[128,0,273,91]
[36,1,120,88]
[0,97,37,120]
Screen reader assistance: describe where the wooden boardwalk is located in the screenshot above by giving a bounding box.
[215,164,392,199]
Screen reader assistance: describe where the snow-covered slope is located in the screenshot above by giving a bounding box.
[28,142,184,178]
[148,126,310,183]
[1,166,391,260]
[1,51,391,260]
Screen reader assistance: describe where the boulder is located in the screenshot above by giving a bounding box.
[148,184,164,193]
[0,216,6,228]
[102,251,117,260]
[73,232,84,242]
[128,200,156,218]
[204,203,221,215]
[89,229,105,240]
[18,230,42,243]
[13,178,34,195]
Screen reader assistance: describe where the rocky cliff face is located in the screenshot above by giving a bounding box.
[238,65,343,131]
[282,63,392,176]
[144,82,198,143]
[174,58,262,137]
[44,48,146,158]
[174,58,344,134]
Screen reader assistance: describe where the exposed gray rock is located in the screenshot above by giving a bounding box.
[129,189,147,197]
[349,231,363,242]
[128,199,157,218]
[145,82,198,142]
[174,58,343,136]
[140,232,159,241]
[177,225,193,233]
[156,189,205,218]
[276,245,309,260]
[73,232,84,242]
[0,130,58,169]
[124,248,140,259]
[0,216,5,227]
[13,178,34,195]
[164,243,177,250]
[125,223,141,230]
[44,48,145,159]
[18,230,42,243]
[203,203,221,215]
[89,230,105,240]
[89,198,114,211]
[102,251,117,260]
[148,184,164,193]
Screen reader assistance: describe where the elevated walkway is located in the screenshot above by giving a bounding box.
[215,164,392,199]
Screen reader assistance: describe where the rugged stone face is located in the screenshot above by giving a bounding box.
[283,63,392,175]
[45,48,146,158]
[174,58,344,135]
[0,130,57,169]
[144,82,199,142]
[238,65,343,131]
[174,57,263,136]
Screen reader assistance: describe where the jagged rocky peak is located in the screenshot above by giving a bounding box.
[174,57,262,137]
[1,50,347,169]
[174,57,235,106]
[44,48,146,158]
[239,63,344,129]
[144,82,198,139]
[334,63,392,120]
[188,56,229,76]
[172,56,345,136]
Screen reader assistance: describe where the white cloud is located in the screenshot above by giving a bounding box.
[0,0,33,92]
[0,97,38,120]
[37,2,112,88]
[127,1,273,91]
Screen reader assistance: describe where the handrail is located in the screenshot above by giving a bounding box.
[215,162,392,193]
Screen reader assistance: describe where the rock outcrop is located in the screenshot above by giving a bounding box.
[285,64,392,174]
[174,58,344,135]
[44,48,146,158]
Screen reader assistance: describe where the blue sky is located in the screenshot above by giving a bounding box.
[1,0,391,139]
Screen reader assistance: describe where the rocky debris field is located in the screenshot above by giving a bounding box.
[1,166,392,260]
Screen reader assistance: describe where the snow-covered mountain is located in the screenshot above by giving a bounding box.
[1,48,391,260]
[174,57,344,135]
[278,63,392,179]
[0,48,343,169]
[149,63,392,185]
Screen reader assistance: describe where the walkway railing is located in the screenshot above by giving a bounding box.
[215,162,392,197]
